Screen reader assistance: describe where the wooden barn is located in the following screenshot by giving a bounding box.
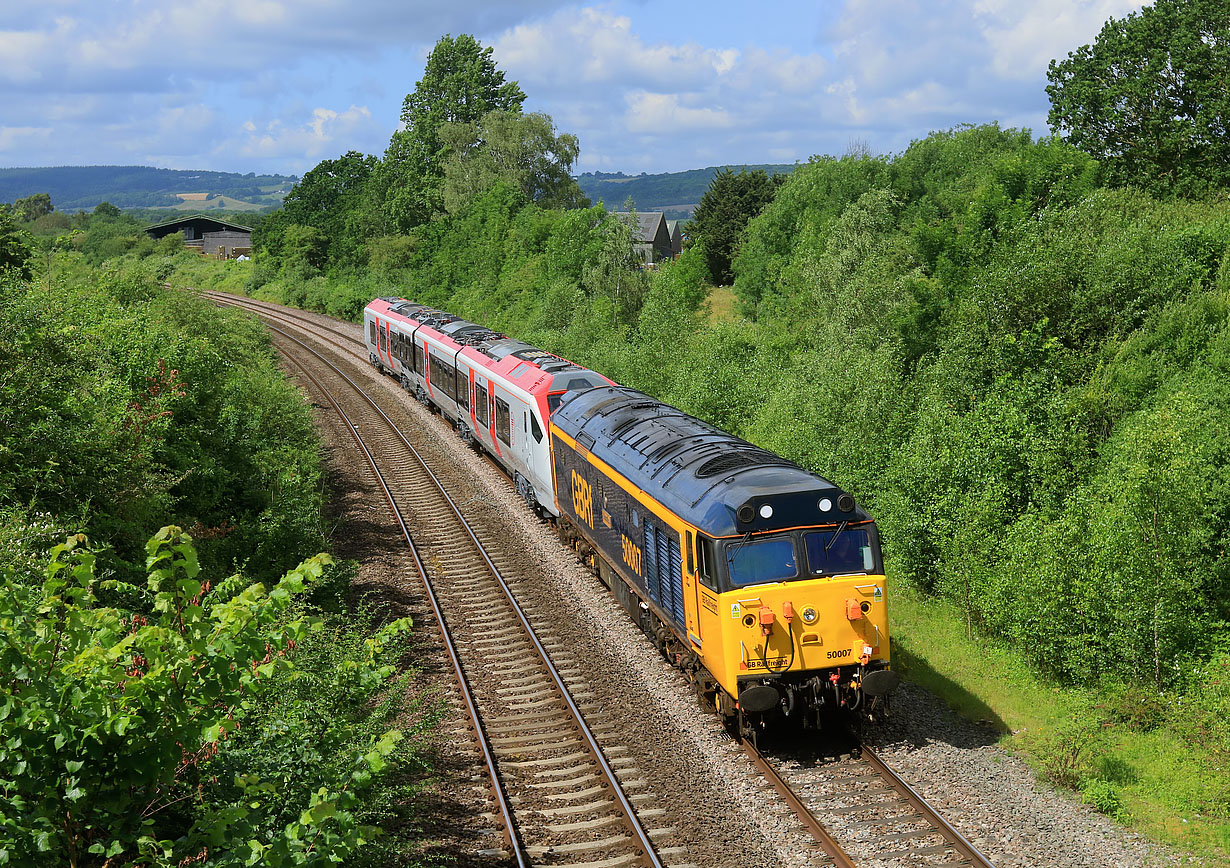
[145,215,253,259]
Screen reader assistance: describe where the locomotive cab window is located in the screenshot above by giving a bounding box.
[696,534,718,590]
[726,537,798,587]
[804,527,875,576]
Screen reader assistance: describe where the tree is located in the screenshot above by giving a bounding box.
[378,34,526,232]
[441,110,586,214]
[0,205,34,281]
[1046,0,1230,195]
[688,168,782,285]
[93,201,121,219]
[13,192,52,223]
[400,34,526,173]
[275,150,376,268]
[584,206,648,328]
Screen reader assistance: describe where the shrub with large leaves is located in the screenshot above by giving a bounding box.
[0,529,410,867]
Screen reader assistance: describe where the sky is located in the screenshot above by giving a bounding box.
[0,0,1147,178]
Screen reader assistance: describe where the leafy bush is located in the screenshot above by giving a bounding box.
[0,529,412,867]
[0,259,325,583]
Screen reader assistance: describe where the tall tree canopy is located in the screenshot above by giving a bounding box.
[12,193,52,223]
[379,34,527,232]
[401,34,527,166]
[440,111,586,215]
[259,151,376,269]
[1046,0,1230,195]
[688,168,782,285]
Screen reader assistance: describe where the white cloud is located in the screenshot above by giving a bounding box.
[235,105,377,166]
[625,92,733,133]
[973,0,1145,80]
[0,125,53,153]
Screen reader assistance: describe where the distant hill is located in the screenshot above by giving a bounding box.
[577,164,797,220]
[0,166,298,212]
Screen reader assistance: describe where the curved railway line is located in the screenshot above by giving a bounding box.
[205,289,999,868]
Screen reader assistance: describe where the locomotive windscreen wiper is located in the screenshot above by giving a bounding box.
[824,521,849,553]
[727,530,754,562]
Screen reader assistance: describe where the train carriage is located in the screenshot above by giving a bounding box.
[363,297,611,514]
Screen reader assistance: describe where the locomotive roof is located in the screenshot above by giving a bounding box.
[552,386,870,538]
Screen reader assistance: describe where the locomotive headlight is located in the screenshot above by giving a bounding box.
[759,504,774,519]
[818,497,832,512]
[802,606,818,624]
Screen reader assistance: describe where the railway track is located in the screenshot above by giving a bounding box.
[267,324,680,868]
[747,738,996,868]
[209,290,999,868]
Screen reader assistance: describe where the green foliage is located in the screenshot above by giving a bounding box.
[12,192,53,223]
[0,206,34,281]
[1047,0,1230,195]
[399,34,526,175]
[0,529,412,867]
[441,110,586,214]
[0,259,326,582]
[688,167,781,285]
[262,152,377,271]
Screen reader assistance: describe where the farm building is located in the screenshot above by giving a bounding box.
[145,215,253,259]
[610,211,672,264]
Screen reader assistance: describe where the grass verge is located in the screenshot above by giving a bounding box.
[890,583,1230,863]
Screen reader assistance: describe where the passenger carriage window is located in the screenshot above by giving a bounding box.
[369,321,376,344]
[415,343,424,374]
[495,397,511,445]
[377,325,386,352]
[530,413,543,443]
[456,370,468,409]
[475,383,489,426]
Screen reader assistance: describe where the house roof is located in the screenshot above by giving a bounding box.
[609,211,667,243]
[144,214,254,237]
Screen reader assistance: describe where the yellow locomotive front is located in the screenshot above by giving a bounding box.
[690,511,898,731]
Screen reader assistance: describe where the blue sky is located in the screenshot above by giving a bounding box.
[0,0,1145,178]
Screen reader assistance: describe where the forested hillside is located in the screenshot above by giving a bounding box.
[0,165,296,211]
[575,164,795,217]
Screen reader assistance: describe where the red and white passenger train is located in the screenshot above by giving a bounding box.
[365,296,611,512]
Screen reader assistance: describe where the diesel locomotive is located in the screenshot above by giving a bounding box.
[364,297,899,733]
